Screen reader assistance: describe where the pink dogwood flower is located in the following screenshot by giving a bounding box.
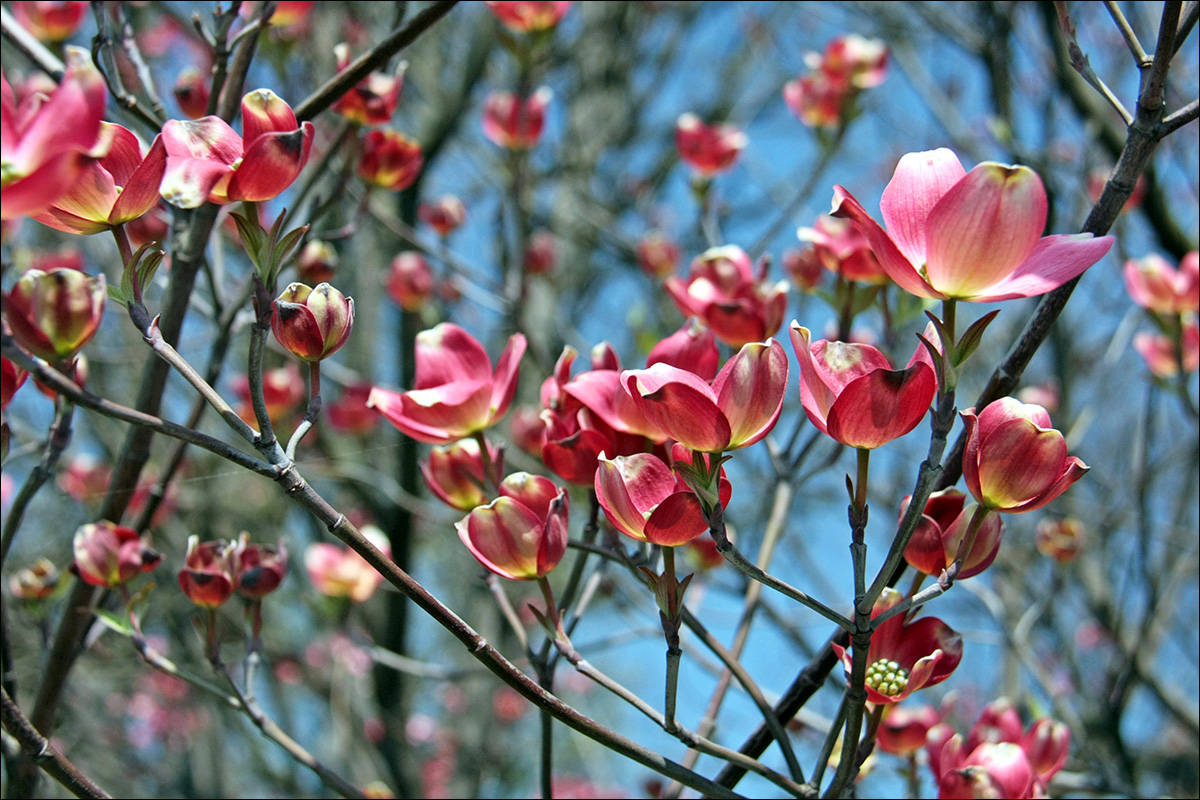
[595,449,730,547]
[790,322,937,449]
[158,89,314,208]
[664,245,788,348]
[2,48,109,220]
[483,88,551,150]
[833,587,962,705]
[961,398,1088,514]
[31,122,166,234]
[485,1,571,33]
[675,113,746,176]
[1123,251,1199,315]
[622,338,788,453]
[832,148,1113,302]
[368,323,526,444]
[455,472,568,581]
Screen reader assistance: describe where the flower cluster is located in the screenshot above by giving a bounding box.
[784,34,888,129]
[928,699,1070,799]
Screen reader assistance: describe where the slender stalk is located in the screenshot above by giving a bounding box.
[661,546,682,734]
[807,695,848,792]
[1,395,74,561]
[286,361,323,460]
[707,503,853,631]
[549,634,812,799]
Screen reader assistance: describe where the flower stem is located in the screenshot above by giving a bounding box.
[662,546,682,734]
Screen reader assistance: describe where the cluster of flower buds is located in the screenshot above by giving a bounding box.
[784,34,888,129]
[177,534,288,608]
[928,699,1070,799]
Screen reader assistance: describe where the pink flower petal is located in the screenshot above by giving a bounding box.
[924,162,1047,298]
[879,148,966,267]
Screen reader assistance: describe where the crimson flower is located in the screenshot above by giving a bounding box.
[902,489,1004,579]
[32,123,167,235]
[159,89,314,208]
[832,148,1113,302]
[331,43,406,126]
[486,1,571,33]
[233,535,288,599]
[2,48,109,221]
[4,267,106,362]
[675,113,746,176]
[833,587,962,705]
[368,323,526,444]
[455,472,568,581]
[270,282,355,362]
[622,338,788,454]
[73,521,161,588]
[595,450,729,547]
[357,128,424,190]
[791,322,937,449]
[961,398,1088,514]
[483,88,551,150]
[178,536,237,608]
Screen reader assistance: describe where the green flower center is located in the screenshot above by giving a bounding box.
[865,658,910,696]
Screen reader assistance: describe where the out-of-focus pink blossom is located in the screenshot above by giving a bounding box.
[1133,320,1200,378]
[1123,251,1199,315]
[305,526,391,602]
[664,245,788,348]
[675,113,746,176]
[483,88,551,149]
[486,1,571,33]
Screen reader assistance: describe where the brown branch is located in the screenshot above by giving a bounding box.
[1,687,111,799]
[294,1,460,122]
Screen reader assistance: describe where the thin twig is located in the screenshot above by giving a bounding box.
[1,687,111,799]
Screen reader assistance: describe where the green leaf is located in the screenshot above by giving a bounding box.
[94,608,134,637]
[137,250,166,294]
[107,284,131,307]
[955,309,1001,367]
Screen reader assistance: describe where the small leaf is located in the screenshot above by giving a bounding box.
[955,309,1001,367]
[136,250,166,294]
[94,608,134,637]
[107,284,131,307]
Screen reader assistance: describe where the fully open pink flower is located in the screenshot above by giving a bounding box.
[832,148,1113,302]
[30,122,167,235]
[791,322,937,449]
[368,323,526,444]
[2,48,109,220]
[675,113,746,176]
[159,89,314,208]
[455,472,568,580]
[962,398,1088,513]
[623,338,788,453]
[664,245,788,348]
[833,587,962,705]
[1123,251,1199,315]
